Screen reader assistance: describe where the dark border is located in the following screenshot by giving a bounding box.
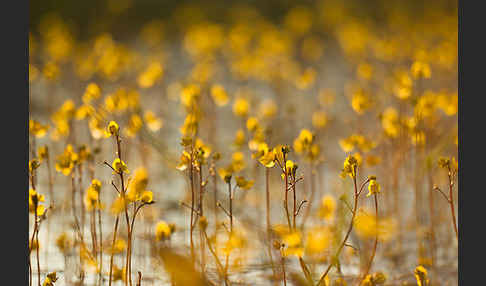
[2,0,29,284]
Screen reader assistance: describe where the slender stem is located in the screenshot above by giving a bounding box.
[301,163,315,228]
[428,171,436,266]
[228,181,233,233]
[448,168,458,240]
[213,169,218,256]
[284,169,291,230]
[45,151,54,269]
[361,194,379,283]
[90,210,97,258]
[189,151,195,261]
[108,215,120,286]
[292,174,297,230]
[114,134,131,286]
[280,249,287,286]
[317,174,361,286]
[199,168,206,272]
[36,226,40,286]
[79,165,86,239]
[98,200,103,284]
[202,229,227,283]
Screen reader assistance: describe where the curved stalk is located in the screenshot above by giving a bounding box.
[317,175,369,286]
[360,193,379,283]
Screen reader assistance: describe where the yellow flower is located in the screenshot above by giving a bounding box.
[195,138,212,159]
[295,67,316,90]
[43,272,58,286]
[436,92,458,116]
[411,61,431,79]
[107,121,119,137]
[218,167,233,184]
[273,227,303,257]
[155,221,173,241]
[318,195,336,220]
[75,104,95,120]
[82,83,101,104]
[246,117,259,132]
[84,186,100,211]
[138,62,164,88]
[29,119,49,138]
[112,265,126,282]
[176,151,192,171]
[222,231,247,255]
[55,232,72,254]
[392,69,413,100]
[235,176,254,190]
[339,137,355,153]
[371,272,386,284]
[180,83,201,108]
[284,160,298,177]
[231,151,246,172]
[127,167,149,201]
[233,98,250,117]
[90,179,102,192]
[111,238,127,254]
[55,144,77,176]
[341,155,358,179]
[294,129,314,155]
[414,265,429,286]
[144,110,163,132]
[124,114,143,137]
[234,129,246,148]
[29,159,40,174]
[110,195,127,215]
[339,134,375,153]
[351,88,372,114]
[79,243,98,269]
[361,275,373,286]
[89,117,109,139]
[105,89,129,113]
[366,177,380,197]
[112,158,129,174]
[43,61,60,81]
[78,145,92,163]
[305,226,332,256]
[257,143,276,168]
[210,84,229,106]
[354,210,397,242]
[140,190,154,204]
[381,107,400,138]
[29,189,46,216]
[180,113,199,136]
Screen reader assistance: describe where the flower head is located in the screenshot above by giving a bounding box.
[112,158,129,174]
[155,221,174,241]
[366,176,381,197]
[414,265,429,286]
[43,272,58,286]
[235,176,254,190]
[341,155,358,179]
[107,121,119,137]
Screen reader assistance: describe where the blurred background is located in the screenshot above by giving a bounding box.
[29,0,458,285]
